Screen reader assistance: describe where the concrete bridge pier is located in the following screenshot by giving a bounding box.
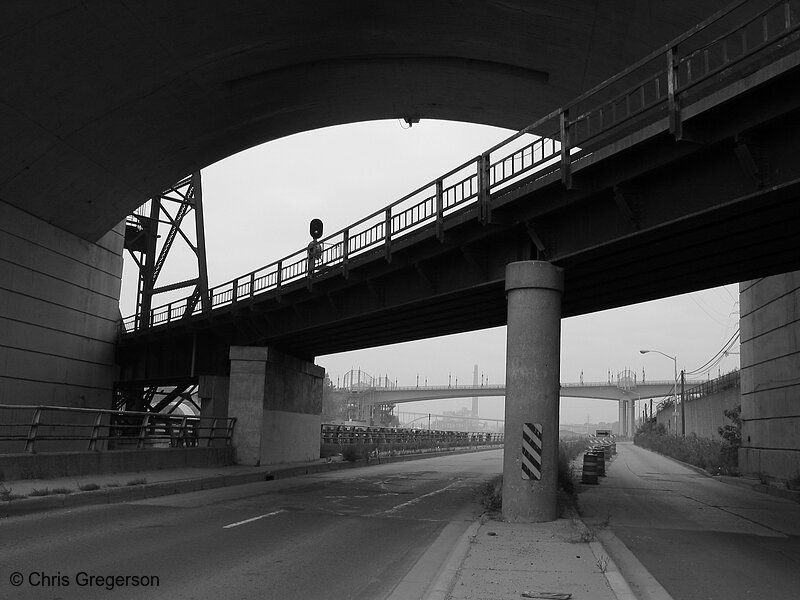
[618,398,634,438]
[227,347,324,466]
[502,261,564,522]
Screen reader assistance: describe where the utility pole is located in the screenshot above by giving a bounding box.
[680,370,686,436]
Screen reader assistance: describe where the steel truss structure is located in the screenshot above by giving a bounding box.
[124,172,211,330]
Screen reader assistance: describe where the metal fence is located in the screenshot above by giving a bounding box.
[320,423,504,446]
[684,370,741,402]
[122,0,800,333]
[0,404,235,453]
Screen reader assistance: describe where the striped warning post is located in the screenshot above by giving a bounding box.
[521,422,542,480]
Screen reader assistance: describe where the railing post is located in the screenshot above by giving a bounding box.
[138,414,150,449]
[435,178,444,241]
[478,153,491,224]
[225,418,236,446]
[342,228,350,278]
[384,208,392,262]
[249,272,255,297]
[667,45,682,139]
[232,278,238,303]
[207,418,217,447]
[25,407,42,453]
[88,412,103,451]
[179,416,188,447]
[560,108,572,189]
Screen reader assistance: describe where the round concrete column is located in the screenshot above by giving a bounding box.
[502,260,564,522]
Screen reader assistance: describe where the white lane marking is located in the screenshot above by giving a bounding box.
[374,482,460,516]
[223,509,286,529]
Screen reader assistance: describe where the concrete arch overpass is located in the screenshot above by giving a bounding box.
[1,0,726,241]
[1,0,733,411]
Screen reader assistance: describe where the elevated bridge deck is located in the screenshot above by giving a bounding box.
[117,2,800,382]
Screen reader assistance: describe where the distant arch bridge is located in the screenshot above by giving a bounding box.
[339,369,706,436]
[343,380,701,404]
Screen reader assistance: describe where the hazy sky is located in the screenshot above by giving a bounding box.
[120,119,740,425]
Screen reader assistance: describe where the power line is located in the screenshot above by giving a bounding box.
[684,328,740,376]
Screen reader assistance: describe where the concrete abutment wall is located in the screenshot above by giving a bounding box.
[227,347,324,466]
[0,200,124,453]
[739,274,800,483]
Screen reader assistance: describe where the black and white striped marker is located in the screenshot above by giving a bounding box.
[521,422,542,480]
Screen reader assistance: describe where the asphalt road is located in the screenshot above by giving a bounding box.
[0,450,502,600]
[580,442,800,600]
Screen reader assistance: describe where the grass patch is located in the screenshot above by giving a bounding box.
[478,475,503,515]
[557,438,587,516]
[125,478,147,486]
[633,409,741,475]
[0,484,26,501]
[635,428,738,475]
[77,483,101,492]
[29,487,72,497]
[104,482,121,488]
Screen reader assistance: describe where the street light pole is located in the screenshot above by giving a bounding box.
[640,349,679,434]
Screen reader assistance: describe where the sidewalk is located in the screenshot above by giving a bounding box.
[424,513,634,600]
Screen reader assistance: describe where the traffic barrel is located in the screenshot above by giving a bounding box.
[581,453,598,484]
[594,450,606,476]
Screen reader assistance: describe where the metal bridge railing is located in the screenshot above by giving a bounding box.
[320,423,504,446]
[122,0,800,333]
[350,379,703,392]
[0,404,236,453]
[684,370,741,402]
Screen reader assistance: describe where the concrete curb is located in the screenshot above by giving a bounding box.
[423,520,482,600]
[593,529,676,600]
[588,539,637,600]
[0,446,502,519]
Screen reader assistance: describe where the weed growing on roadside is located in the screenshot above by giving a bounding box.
[595,555,610,573]
[29,487,72,497]
[478,475,503,515]
[125,478,147,486]
[77,482,101,491]
[571,524,596,543]
[634,407,741,475]
[0,483,26,501]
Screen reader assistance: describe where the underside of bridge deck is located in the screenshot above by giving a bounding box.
[0,0,728,242]
[117,48,800,379]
